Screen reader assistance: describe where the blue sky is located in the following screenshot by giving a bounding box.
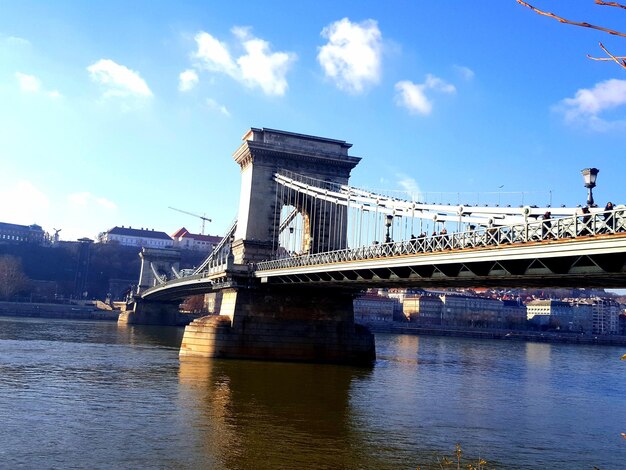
[1,0,625,241]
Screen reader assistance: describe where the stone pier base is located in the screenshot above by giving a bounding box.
[118,300,195,326]
[179,286,375,365]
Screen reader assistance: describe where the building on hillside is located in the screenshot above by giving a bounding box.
[525,299,572,327]
[439,294,503,327]
[171,227,221,252]
[354,292,397,323]
[98,226,173,248]
[0,222,45,244]
[619,312,626,336]
[500,299,528,328]
[570,303,594,333]
[589,298,620,335]
[403,295,443,324]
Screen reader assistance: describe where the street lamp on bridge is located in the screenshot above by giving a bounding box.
[581,167,599,207]
[385,214,393,243]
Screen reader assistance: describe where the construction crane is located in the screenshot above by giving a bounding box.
[168,207,212,235]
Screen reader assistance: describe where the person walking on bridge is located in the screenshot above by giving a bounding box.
[603,201,615,233]
[542,211,552,239]
[579,206,592,237]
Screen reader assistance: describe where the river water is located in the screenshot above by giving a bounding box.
[0,316,624,469]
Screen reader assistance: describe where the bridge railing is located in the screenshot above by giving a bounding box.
[256,207,626,271]
[140,259,234,297]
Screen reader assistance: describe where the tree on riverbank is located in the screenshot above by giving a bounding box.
[0,255,30,300]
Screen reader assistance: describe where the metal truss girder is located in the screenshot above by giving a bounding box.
[498,259,533,275]
[303,273,323,282]
[388,266,413,279]
[431,267,450,278]
[328,271,345,281]
[371,268,393,280]
[522,259,552,275]
[343,271,359,281]
[570,255,594,268]
[591,253,626,273]
[464,261,495,277]
[412,265,436,278]
[354,269,376,280]
[436,263,463,277]
[487,268,509,277]
[317,272,333,281]
[541,256,577,275]
[456,266,478,277]
[293,274,312,283]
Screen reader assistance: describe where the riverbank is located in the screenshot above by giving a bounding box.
[0,301,119,321]
[363,321,626,346]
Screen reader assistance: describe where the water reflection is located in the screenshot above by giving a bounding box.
[1,318,624,468]
[525,341,552,366]
[179,358,373,470]
[116,323,184,349]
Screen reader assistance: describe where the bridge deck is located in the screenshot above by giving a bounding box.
[254,233,626,288]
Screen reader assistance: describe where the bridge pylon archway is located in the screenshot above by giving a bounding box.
[232,128,361,264]
[136,247,180,294]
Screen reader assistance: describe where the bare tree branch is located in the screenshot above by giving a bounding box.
[587,54,626,61]
[595,0,626,10]
[517,0,626,38]
[599,41,626,68]
[587,43,626,69]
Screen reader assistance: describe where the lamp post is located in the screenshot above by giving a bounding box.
[581,168,599,207]
[385,214,393,243]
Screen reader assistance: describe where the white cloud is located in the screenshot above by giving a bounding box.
[424,74,455,93]
[194,32,237,75]
[395,74,456,115]
[15,72,62,98]
[193,29,296,96]
[62,192,117,239]
[67,192,91,207]
[178,69,199,92]
[95,197,117,210]
[235,29,294,96]
[87,59,152,98]
[556,79,626,131]
[0,180,50,225]
[453,65,475,81]
[1,35,30,47]
[396,174,421,200]
[317,18,382,94]
[206,98,230,116]
[15,72,41,93]
[0,179,118,240]
[68,192,117,211]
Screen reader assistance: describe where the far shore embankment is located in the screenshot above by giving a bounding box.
[0,301,119,321]
[363,322,626,347]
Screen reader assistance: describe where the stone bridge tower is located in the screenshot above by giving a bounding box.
[129,128,375,364]
[136,247,180,294]
[232,128,361,264]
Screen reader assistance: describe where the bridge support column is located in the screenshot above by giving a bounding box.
[180,286,375,365]
[118,299,195,326]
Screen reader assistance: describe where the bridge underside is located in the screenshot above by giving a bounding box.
[258,260,626,288]
[255,237,626,289]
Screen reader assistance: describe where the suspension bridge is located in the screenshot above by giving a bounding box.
[121,128,626,364]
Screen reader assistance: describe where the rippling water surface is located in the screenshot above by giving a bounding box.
[0,316,624,469]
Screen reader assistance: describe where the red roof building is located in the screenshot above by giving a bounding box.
[171,227,221,253]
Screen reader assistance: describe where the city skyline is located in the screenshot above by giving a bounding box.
[1,1,625,241]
